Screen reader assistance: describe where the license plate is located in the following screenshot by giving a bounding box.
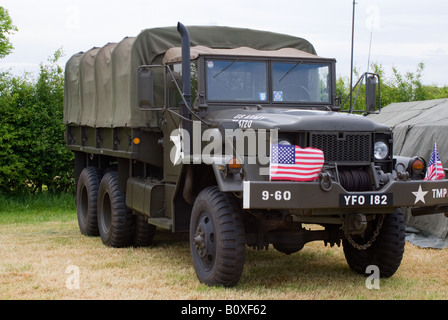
[339,193,393,207]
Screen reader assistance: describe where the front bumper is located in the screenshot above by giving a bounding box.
[243,179,448,216]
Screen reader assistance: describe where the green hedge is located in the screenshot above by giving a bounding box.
[0,50,74,194]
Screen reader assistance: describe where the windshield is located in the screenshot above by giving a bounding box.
[206,60,268,102]
[205,59,331,104]
[272,62,330,103]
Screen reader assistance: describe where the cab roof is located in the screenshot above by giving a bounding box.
[163,45,324,64]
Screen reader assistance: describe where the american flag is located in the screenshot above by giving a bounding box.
[424,143,445,181]
[270,144,324,181]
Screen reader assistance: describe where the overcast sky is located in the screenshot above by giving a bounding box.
[1,0,447,86]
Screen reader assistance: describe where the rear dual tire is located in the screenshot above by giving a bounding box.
[97,171,134,247]
[76,167,102,236]
[76,168,155,247]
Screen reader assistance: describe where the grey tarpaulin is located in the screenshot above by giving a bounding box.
[368,99,448,247]
[405,226,448,249]
[64,25,316,129]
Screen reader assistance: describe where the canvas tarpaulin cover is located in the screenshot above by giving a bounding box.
[63,25,316,129]
[368,98,448,247]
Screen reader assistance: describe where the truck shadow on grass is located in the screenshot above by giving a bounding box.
[241,247,360,290]
[149,228,363,291]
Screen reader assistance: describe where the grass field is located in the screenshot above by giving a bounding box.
[0,193,447,300]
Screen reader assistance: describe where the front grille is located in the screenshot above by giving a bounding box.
[310,132,371,164]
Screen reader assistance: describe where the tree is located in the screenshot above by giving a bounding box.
[0,6,18,58]
[337,62,448,112]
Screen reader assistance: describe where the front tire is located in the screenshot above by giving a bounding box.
[190,186,246,287]
[343,209,405,278]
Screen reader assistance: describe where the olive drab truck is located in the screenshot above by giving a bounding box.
[64,23,448,287]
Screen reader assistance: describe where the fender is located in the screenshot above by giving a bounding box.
[211,162,244,193]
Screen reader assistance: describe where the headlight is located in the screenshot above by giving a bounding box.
[374,141,389,160]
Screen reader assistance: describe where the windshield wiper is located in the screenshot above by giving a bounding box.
[213,59,239,78]
[278,61,302,82]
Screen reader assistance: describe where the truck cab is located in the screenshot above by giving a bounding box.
[164,46,336,109]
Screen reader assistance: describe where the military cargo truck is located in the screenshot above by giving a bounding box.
[64,23,448,287]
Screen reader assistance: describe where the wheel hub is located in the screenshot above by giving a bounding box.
[193,215,216,268]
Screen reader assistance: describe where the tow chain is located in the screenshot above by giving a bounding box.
[345,214,385,250]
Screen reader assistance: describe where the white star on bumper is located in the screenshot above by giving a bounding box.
[412,185,428,204]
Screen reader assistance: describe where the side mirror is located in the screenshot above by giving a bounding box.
[365,75,378,114]
[137,66,155,109]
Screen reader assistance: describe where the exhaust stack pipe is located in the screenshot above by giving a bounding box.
[177,22,192,111]
[177,22,192,156]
